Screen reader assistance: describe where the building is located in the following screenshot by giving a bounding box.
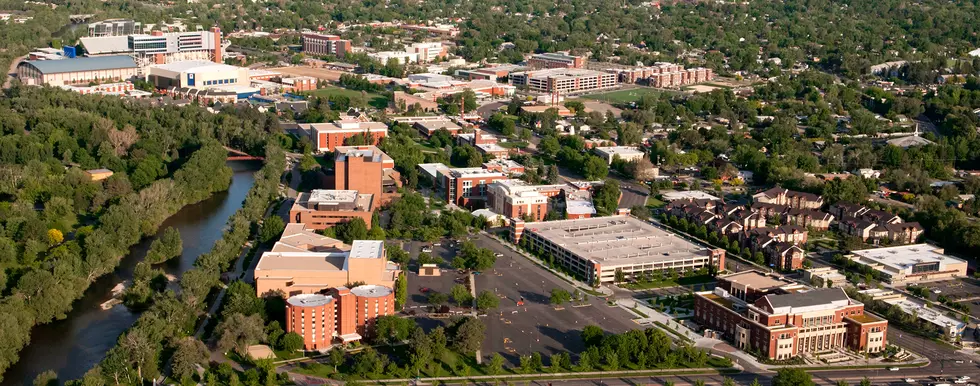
[647,67,714,88]
[407,42,447,63]
[695,286,888,360]
[714,271,805,303]
[829,202,923,244]
[285,284,395,350]
[334,145,401,207]
[482,159,525,175]
[369,51,419,65]
[414,119,462,137]
[301,33,352,58]
[391,91,440,113]
[78,28,224,69]
[856,289,966,339]
[803,267,848,288]
[84,168,114,181]
[289,190,374,230]
[845,244,968,285]
[256,226,399,296]
[509,68,617,94]
[752,187,824,210]
[487,179,564,222]
[417,163,450,188]
[562,189,596,219]
[16,55,139,86]
[88,19,142,37]
[146,60,249,89]
[302,118,388,152]
[661,191,722,202]
[528,52,585,69]
[440,167,507,207]
[593,146,646,165]
[512,215,725,284]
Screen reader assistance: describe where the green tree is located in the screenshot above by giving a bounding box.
[476,290,500,310]
[550,288,572,306]
[451,284,473,306]
[428,291,449,305]
[259,215,285,244]
[394,272,408,310]
[582,156,609,180]
[486,353,505,375]
[581,325,604,347]
[449,317,486,353]
[171,338,209,380]
[217,313,267,356]
[279,332,304,352]
[145,227,183,264]
[772,368,815,386]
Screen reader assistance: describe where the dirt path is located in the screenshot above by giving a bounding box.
[3,55,26,89]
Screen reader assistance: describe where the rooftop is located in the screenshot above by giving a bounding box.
[661,190,722,202]
[350,284,392,297]
[256,251,348,271]
[310,189,359,204]
[152,60,243,74]
[293,190,373,212]
[515,67,610,79]
[334,145,393,164]
[78,36,129,54]
[523,215,711,267]
[850,243,965,271]
[349,240,384,259]
[845,313,883,324]
[719,270,788,291]
[763,288,852,314]
[448,167,506,179]
[595,146,645,157]
[287,293,334,307]
[22,55,137,74]
[415,119,462,132]
[272,223,348,253]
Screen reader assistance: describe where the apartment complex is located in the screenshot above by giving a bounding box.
[285,285,395,350]
[333,145,401,207]
[752,187,824,209]
[255,227,399,296]
[829,202,923,244]
[508,68,617,94]
[512,216,725,284]
[695,271,888,360]
[487,179,564,222]
[648,67,714,88]
[302,117,388,152]
[527,52,585,69]
[301,33,352,58]
[439,167,508,207]
[289,190,374,230]
[845,244,968,285]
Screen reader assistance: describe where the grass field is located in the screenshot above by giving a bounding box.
[306,86,389,109]
[581,88,663,104]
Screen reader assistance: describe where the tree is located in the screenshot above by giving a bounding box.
[454,241,497,271]
[771,368,815,386]
[279,332,304,352]
[550,288,572,306]
[427,291,449,305]
[592,180,621,216]
[449,317,486,353]
[46,229,63,246]
[259,215,285,244]
[299,153,319,172]
[451,284,473,306]
[171,338,209,380]
[222,281,265,319]
[394,272,408,310]
[581,325,604,347]
[374,315,414,344]
[335,217,369,244]
[486,353,505,375]
[217,313,267,356]
[33,370,57,386]
[145,227,183,264]
[430,326,448,361]
[582,156,609,180]
[476,290,500,310]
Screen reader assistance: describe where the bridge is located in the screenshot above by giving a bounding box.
[225,146,264,161]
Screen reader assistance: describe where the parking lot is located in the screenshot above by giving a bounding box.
[911,279,980,318]
[469,233,639,364]
[401,239,468,311]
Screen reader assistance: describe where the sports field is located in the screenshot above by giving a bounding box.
[580,88,663,104]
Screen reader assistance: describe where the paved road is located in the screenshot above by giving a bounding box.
[477,101,507,118]
[3,55,25,89]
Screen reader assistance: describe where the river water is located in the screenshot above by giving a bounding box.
[1,161,261,385]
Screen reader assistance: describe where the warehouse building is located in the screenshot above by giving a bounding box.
[16,55,139,86]
[511,216,725,284]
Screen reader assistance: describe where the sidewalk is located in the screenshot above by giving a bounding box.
[481,231,614,296]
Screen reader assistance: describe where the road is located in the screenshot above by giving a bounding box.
[3,55,26,89]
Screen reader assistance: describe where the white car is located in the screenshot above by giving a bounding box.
[960,376,972,381]
[955,380,968,384]
[888,367,900,371]
[904,379,915,384]
[933,289,943,294]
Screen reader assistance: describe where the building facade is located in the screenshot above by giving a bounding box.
[333,145,400,207]
[845,244,968,285]
[285,285,395,350]
[302,33,352,58]
[289,190,374,230]
[528,53,585,69]
[256,235,398,297]
[509,68,617,94]
[16,55,139,86]
[487,180,563,222]
[304,118,388,152]
[440,168,508,207]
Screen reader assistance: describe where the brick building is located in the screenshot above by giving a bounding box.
[285,284,395,350]
[334,145,401,207]
[695,273,887,360]
[289,190,374,230]
[302,33,352,58]
[487,179,564,222]
[527,52,585,69]
[303,117,388,152]
[439,167,507,208]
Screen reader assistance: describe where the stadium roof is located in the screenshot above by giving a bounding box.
[22,55,137,74]
[79,36,130,55]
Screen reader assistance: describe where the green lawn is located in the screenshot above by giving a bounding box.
[580,88,663,104]
[646,196,666,208]
[498,141,529,149]
[306,86,389,109]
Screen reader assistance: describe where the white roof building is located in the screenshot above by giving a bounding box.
[594,146,645,164]
[661,190,722,202]
[846,244,968,285]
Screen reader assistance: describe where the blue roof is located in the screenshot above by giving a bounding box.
[21,55,137,74]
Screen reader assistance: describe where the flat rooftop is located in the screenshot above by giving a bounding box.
[524,215,710,267]
[293,190,373,212]
[311,189,358,204]
[595,146,644,157]
[349,240,384,259]
[850,243,966,270]
[334,145,393,163]
[515,68,610,79]
[351,284,392,297]
[152,60,242,73]
[720,270,788,291]
[287,293,334,307]
[415,120,461,132]
[272,223,348,253]
[662,190,722,202]
[256,251,348,272]
[448,167,506,179]
[883,297,965,331]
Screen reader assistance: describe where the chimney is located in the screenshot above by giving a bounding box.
[212,26,222,63]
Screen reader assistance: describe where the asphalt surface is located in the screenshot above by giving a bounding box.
[471,233,638,364]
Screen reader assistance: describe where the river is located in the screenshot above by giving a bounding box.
[1,161,261,385]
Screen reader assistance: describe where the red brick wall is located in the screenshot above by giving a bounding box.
[286,300,336,351]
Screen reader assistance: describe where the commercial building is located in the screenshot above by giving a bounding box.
[857,289,966,339]
[414,119,462,136]
[391,91,440,113]
[528,52,585,69]
[845,244,968,285]
[289,190,374,230]
[302,118,388,152]
[256,225,398,296]
[695,282,888,360]
[285,285,395,350]
[146,60,249,89]
[487,179,564,222]
[803,267,848,288]
[79,28,224,69]
[440,167,508,207]
[369,51,419,65]
[512,216,725,284]
[301,33,352,58]
[508,68,617,94]
[407,42,447,63]
[16,55,139,86]
[593,146,646,165]
[333,145,401,207]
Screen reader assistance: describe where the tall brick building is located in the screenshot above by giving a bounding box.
[303,117,388,152]
[302,33,352,58]
[285,285,395,350]
[333,145,401,207]
[487,179,564,221]
[439,167,508,208]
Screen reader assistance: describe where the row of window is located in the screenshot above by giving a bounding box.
[202,78,236,86]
